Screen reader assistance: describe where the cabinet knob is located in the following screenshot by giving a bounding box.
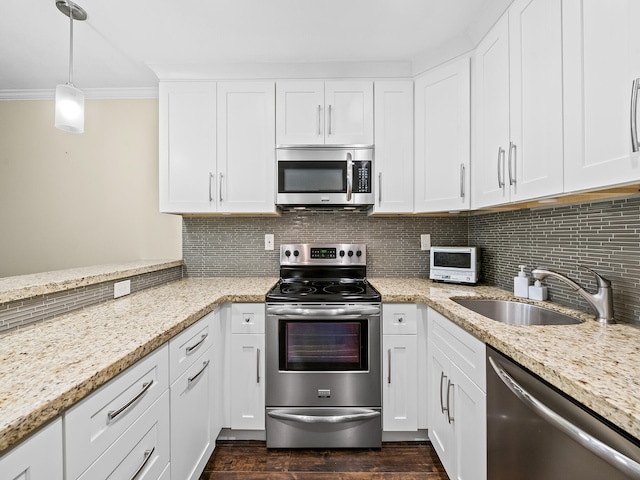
[245,317,251,323]
[398,317,404,323]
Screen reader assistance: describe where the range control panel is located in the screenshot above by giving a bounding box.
[280,243,366,266]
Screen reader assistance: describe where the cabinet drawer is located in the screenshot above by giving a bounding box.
[383,304,417,335]
[231,303,265,334]
[169,312,214,384]
[65,345,169,480]
[77,391,170,480]
[428,308,486,390]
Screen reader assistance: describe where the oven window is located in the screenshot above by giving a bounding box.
[278,161,346,193]
[279,320,368,371]
[434,251,471,269]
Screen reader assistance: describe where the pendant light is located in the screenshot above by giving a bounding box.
[54,0,87,133]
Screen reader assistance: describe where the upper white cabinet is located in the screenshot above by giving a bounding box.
[472,0,563,208]
[415,57,471,213]
[159,81,217,213]
[563,0,640,191]
[372,81,414,214]
[216,82,276,213]
[276,80,373,145]
[159,81,276,214]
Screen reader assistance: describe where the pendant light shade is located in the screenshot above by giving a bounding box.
[54,1,87,133]
[55,84,85,133]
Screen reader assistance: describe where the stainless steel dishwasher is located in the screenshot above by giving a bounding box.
[487,346,640,480]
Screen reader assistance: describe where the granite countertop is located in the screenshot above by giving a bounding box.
[2,275,640,455]
[369,278,640,442]
[0,259,184,303]
[0,277,277,454]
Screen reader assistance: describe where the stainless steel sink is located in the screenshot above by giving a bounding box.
[452,298,583,326]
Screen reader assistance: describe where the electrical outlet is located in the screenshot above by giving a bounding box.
[265,234,274,250]
[113,280,131,298]
[420,234,431,251]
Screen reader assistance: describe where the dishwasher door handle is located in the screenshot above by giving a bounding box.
[489,356,640,479]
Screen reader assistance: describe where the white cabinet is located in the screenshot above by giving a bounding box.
[372,81,414,214]
[216,82,276,213]
[65,345,169,480]
[230,303,265,430]
[0,418,63,480]
[382,304,418,432]
[159,81,217,213]
[414,57,471,213]
[169,312,216,480]
[428,308,486,480]
[276,80,373,145]
[472,0,563,208]
[159,81,276,214]
[563,0,640,191]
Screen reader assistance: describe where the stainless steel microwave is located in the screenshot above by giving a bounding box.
[430,246,481,284]
[276,146,374,208]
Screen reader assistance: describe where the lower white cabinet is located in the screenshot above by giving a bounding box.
[169,312,217,480]
[382,304,418,432]
[230,304,266,430]
[77,392,170,480]
[65,345,169,480]
[0,418,63,480]
[428,308,486,480]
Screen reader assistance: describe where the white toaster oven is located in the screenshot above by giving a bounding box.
[429,246,480,284]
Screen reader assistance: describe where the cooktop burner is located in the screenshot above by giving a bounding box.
[266,243,381,303]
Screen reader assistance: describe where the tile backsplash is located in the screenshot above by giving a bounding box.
[182,211,469,278]
[183,197,640,325]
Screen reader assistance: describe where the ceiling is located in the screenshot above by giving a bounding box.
[0,0,510,95]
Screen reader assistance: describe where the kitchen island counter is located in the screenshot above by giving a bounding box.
[369,277,640,443]
[0,276,277,454]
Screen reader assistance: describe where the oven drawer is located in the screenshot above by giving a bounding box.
[231,303,265,334]
[266,407,381,448]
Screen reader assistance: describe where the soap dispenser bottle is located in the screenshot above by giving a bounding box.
[514,265,530,298]
[529,279,548,301]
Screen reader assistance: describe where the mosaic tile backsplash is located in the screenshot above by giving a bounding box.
[184,197,640,325]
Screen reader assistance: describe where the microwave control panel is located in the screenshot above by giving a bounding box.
[353,161,371,193]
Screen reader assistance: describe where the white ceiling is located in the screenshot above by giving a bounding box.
[0,0,510,95]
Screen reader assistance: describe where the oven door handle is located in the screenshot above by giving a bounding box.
[267,409,380,424]
[266,306,380,317]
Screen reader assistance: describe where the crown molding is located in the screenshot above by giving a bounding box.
[0,87,158,100]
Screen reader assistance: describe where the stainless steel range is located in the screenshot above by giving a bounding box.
[265,243,382,449]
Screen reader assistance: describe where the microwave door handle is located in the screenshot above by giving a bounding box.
[346,152,353,202]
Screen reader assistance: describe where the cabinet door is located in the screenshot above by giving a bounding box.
[427,342,454,476]
[230,333,265,430]
[217,82,276,213]
[171,346,214,480]
[415,58,471,212]
[563,0,640,191]
[451,364,487,480]
[159,82,217,213]
[276,81,325,145]
[509,0,563,202]
[372,81,414,213]
[325,81,374,145]
[0,418,63,480]
[383,334,418,431]
[472,15,511,209]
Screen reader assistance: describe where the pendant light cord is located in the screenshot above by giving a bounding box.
[68,3,74,86]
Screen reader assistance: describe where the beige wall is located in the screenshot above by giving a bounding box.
[0,98,182,277]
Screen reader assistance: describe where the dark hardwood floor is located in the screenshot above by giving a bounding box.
[199,441,450,479]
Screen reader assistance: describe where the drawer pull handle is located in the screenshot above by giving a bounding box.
[107,380,154,423]
[186,333,208,354]
[188,360,210,387]
[129,446,155,480]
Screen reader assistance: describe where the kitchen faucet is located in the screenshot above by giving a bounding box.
[531,266,615,324]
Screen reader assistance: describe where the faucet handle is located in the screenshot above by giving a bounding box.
[578,265,611,288]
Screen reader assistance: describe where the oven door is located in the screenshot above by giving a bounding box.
[265,304,381,408]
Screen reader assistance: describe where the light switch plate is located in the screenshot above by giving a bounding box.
[420,234,431,251]
[265,234,274,250]
[114,280,131,298]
